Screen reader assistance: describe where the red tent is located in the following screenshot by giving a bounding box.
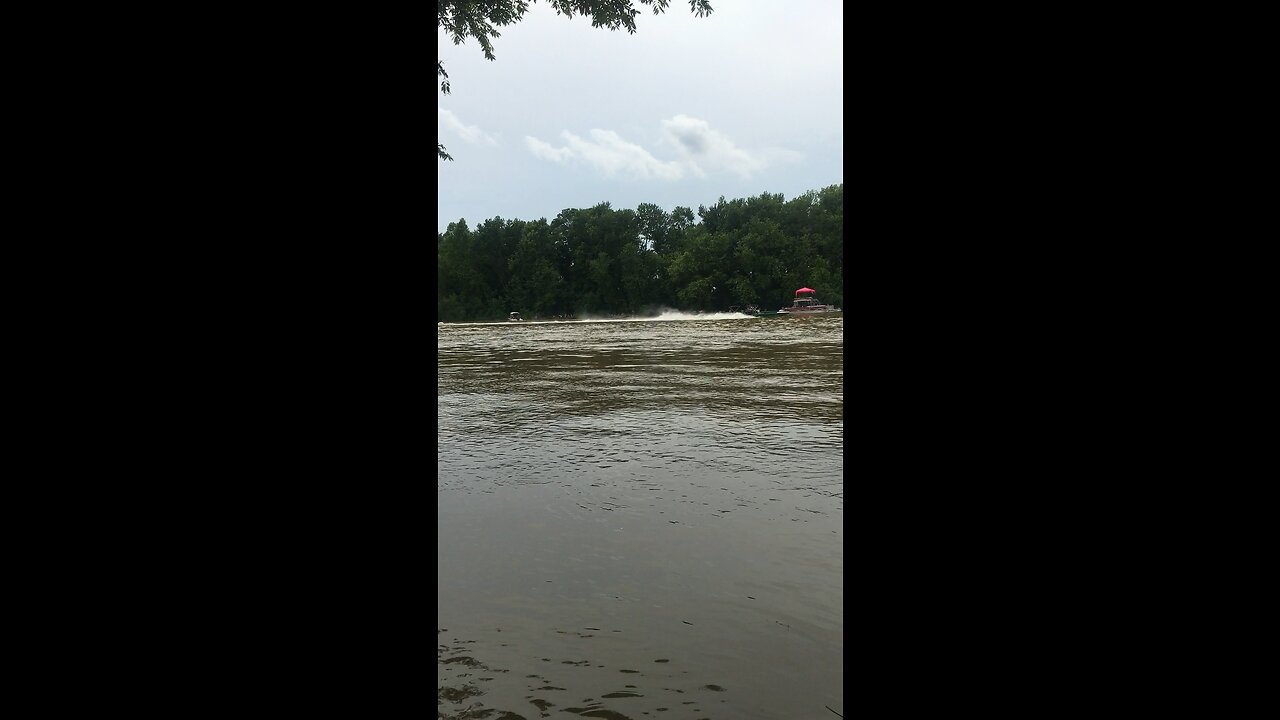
[795,287,815,294]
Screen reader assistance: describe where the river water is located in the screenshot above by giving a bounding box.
[438,312,843,720]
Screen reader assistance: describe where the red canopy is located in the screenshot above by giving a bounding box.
[795,287,816,294]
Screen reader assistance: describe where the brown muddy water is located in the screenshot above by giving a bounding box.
[438,313,843,720]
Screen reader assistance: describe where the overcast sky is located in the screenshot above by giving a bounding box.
[437,0,843,235]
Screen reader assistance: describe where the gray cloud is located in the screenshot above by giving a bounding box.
[660,115,764,179]
[673,129,707,154]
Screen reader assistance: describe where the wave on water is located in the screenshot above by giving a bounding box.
[439,310,752,327]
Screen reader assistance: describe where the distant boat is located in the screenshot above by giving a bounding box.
[778,287,841,315]
[741,304,785,317]
[508,312,525,322]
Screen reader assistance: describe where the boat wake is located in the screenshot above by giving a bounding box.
[439,310,753,327]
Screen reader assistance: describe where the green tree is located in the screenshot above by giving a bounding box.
[438,184,843,320]
[438,0,713,160]
[507,219,567,315]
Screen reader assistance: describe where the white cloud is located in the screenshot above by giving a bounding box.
[525,136,573,163]
[525,116,786,181]
[525,128,685,181]
[660,115,765,179]
[439,108,497,146]
[565,129,686,181]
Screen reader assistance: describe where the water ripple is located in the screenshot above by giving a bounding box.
[439,316,843,719]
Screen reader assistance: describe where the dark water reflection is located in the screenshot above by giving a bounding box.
[439,316,843,719]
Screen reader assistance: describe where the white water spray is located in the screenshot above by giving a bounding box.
[439,309,755,327]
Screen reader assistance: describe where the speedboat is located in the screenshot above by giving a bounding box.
[508,312,524,322]
[742,305,784,317]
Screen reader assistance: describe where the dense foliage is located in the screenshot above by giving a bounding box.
[438,184,843,321]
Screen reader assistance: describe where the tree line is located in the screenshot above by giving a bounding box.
[438,184,842,321]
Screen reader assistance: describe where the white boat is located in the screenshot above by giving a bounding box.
[508,312,525,322]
